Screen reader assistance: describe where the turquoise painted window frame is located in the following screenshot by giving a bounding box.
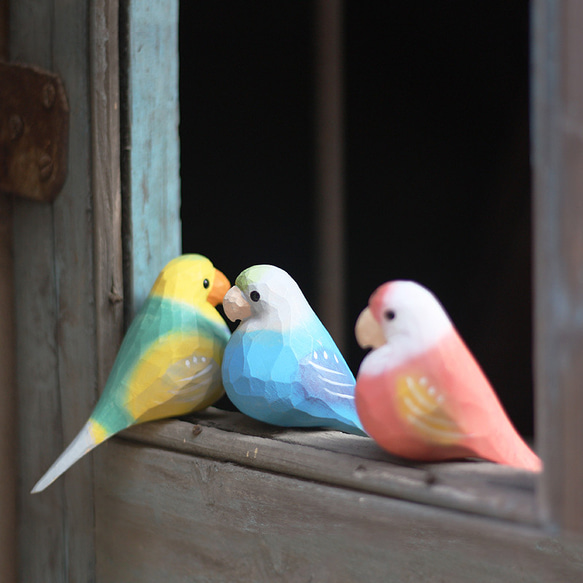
[122,0,182,320]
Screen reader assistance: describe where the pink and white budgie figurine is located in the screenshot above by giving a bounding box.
[354,280,542,471]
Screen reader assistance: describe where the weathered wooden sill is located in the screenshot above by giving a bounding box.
[119,407,537,526]
[96,408,583,581]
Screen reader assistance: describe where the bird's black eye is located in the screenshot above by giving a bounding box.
[384,310,396,321]
[203,279,210,289]
[250,290,260,302]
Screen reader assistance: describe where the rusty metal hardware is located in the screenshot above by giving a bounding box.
[0,61,69,203]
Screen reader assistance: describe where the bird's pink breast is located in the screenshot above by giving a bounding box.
[355,331,525,463]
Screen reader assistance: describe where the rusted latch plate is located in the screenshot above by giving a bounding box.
[0,62,69,203]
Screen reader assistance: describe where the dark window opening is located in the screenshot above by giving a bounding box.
[179,1,533,437]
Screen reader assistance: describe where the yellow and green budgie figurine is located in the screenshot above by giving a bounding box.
[32,254,231,493]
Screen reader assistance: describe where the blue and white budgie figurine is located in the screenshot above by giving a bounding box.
[221,264,365,435]
[32,254,231,493]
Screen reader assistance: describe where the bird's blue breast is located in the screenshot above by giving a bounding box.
[223,329,303,397]
[222,327,365,434]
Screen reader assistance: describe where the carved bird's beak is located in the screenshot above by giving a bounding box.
[207,268,231,307]
[222,286,252,322]
[355,307,385,350]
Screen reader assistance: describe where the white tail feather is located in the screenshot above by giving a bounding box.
[31,421,100,494]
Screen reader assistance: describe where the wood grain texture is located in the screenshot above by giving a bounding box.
[532,0,583,534]
[13,200,64,583]
[121,410,538,525]
[0,7,17,582]
[11,1,121,581]
[0,195,17,583]
[122,0,181,319]
[91,0,123,393]
[50,7,99,577]
[11,5,70,581]
[95,435,583,583]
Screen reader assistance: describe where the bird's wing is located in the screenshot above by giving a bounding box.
[392,370,469,445]
[393,344,541,469]
[391,327,508,447]
[299,342,355,397]
[296,338,362,431]
[123,331,224,425]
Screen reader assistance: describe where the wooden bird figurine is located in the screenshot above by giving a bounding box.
[354,280,541,471]
[222,265,365,435]
[32,254,231,493]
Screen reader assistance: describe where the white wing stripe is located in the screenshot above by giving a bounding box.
[320,388,354,399]
[307,360,347,377]
[170,362,214,385]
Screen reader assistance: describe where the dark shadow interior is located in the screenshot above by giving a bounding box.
[179,2,533,437]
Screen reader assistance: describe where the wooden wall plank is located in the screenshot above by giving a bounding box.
[95,439,583,583]
[13,202,65,583]
[122,0,181,318]
[532,0,583,534]
[10,0,121,581]
[11,2,68,580]
[51,2,98,577]
[91,6,124,581]
[0,5,18,582]
[0,196,17,583]
[91,0,123,396]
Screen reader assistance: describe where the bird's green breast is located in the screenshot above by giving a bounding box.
[90,296,230,434]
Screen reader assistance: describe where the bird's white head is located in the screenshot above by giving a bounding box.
[356,280,453,361]
[223,265,313,331]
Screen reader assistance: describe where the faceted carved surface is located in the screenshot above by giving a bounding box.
[355,281,541,471]
[32,254,231,492]
[222,265,365,435]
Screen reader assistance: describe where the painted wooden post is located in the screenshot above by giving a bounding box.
[532,0,583,534]
[121,0,181,320]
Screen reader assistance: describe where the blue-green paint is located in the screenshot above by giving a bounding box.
[125,0,181,318]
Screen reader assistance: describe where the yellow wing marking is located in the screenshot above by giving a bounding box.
[396,375,465,445]
[126,332,224,424]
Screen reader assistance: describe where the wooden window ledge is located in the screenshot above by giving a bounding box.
[119,408,537,525]
[93,408,583,582]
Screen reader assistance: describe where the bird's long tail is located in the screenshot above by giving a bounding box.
[31,420,105,494]
[481,428,543,472]
[506,438,543,472]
